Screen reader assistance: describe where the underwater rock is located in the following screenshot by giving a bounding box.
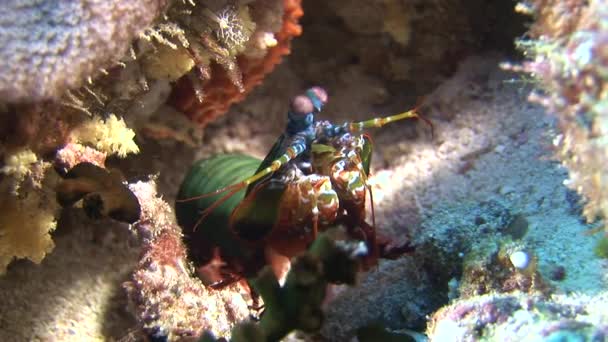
[56,162,141,224]
[0,0,169,103]
[414,200,515,285]
[125,180,251,340]
[515,0,608,233]
[428,291,608,341]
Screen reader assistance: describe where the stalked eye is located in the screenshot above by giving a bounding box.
[308,86,328,105]
[290,95,314,115]
[305,86,328,112]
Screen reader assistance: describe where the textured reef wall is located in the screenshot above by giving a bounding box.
[514,0,608,235]
[0,0,607,341]
[0,0,301,275]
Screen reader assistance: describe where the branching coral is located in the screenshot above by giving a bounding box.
[0,0,169,103]
[515,0,608,233]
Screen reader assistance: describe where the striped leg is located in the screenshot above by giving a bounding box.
[320,105,432,138]
[346,108,422,132]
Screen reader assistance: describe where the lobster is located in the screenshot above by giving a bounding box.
[175,87,429,286]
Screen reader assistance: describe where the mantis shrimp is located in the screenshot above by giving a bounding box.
[176,87,430,286]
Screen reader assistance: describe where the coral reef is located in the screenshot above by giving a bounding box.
[169,0,304,127]
[0,0,169,103]
[125,180,251,340]
[2,0,607,341]
[0,0,300,298]
[0,112,139,273]
[69,115,139,158]
[427,291,608,341]
[515,0,608,233]
[1,0,303,151]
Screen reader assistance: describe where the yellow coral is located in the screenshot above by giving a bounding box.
[0,149,49,194]
[1,149,37,179]
[0,191,57,274]
[71,114,139,157]
[142,45,197,81]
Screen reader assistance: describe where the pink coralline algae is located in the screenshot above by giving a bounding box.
[124,180,251,340]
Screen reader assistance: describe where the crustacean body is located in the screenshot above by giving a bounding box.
[176,87,428,286]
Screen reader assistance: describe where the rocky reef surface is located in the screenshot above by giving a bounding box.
[0,0,606,341]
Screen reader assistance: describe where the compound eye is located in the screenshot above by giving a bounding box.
[308,86,328,105]
[290,95,314,115]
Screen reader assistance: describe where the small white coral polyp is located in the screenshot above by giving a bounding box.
[213,5,251,49]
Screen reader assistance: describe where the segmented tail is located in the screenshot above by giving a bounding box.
[177,144,306,230]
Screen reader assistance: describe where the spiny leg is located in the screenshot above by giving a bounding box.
[348,104,433,134]
[321,103,433,138]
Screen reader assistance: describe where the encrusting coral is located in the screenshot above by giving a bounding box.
[514,0,608,234]
[0,112,140,273]
[124,180,251,340]
[427,291,608,341]
[0,183,58,274]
